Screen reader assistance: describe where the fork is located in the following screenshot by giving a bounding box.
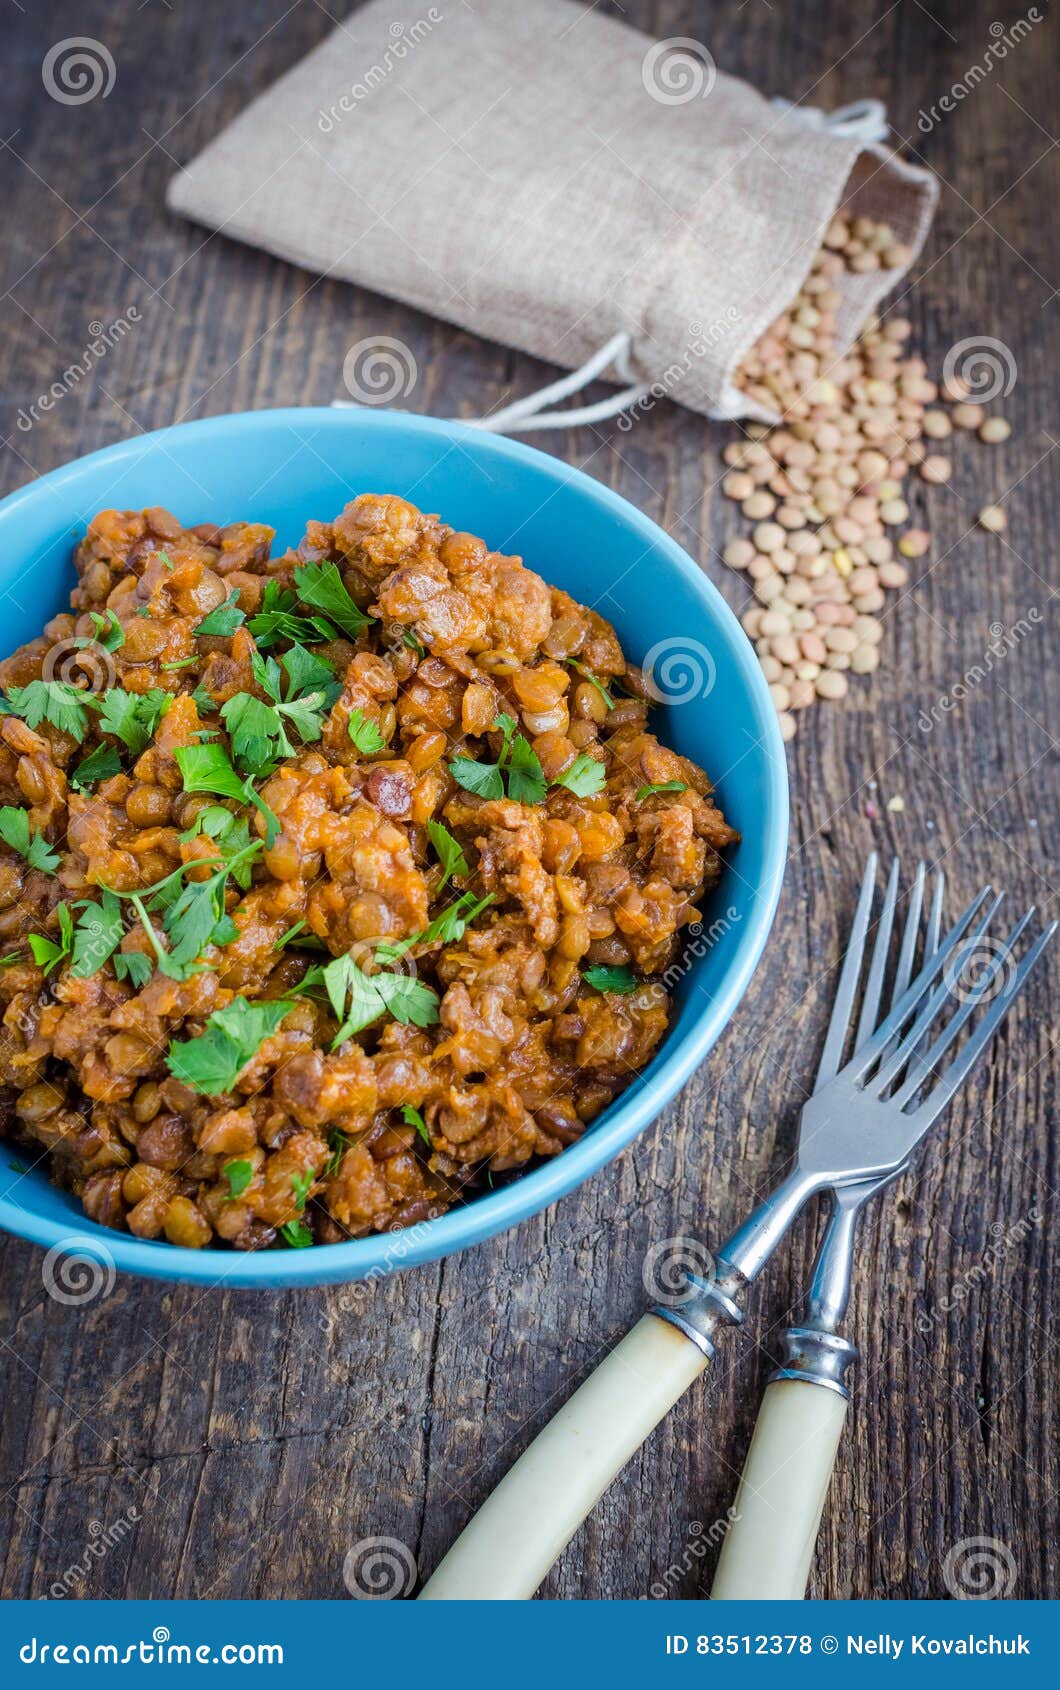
[710,855,943,1598]
[418,862,1053,1601]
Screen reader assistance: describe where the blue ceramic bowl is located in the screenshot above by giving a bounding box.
[0,409,787,1288]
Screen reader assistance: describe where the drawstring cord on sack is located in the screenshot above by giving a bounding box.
[333,100,890,435]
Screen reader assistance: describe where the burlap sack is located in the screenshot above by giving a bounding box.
[167,0,938,425]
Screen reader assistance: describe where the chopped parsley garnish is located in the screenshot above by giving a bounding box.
[634,781,688,801]
[221,653,333,778]
[157,550,175,570]
[565,659,615,710]
[224,1159,254,1199]
[0,806,61,872]
[71,893,125,978]
[70,744,123,791]
[180,806,257,889]
[298,951,440,1048]
[449,714,546,804]
[376,891,495,962]
[290,1170,314,1212]
[426,819,468,891]
[195,591,246,638]
[280,1219,313,1248]
[401,1104,430,1146]
[161,656,198,672]
[76,610,125,653]
[293,560,374,640]
[0,680,98,744]
[247,581,337,649]
[114,952,152,988]
[28,905,74,975]
[583,963,639,994]
[347,709,388,755]
[97,688,170,756]
[554,752,607,798]
[402,629,426,659]
[192,682,217,715]
[175,743,279,847]
[166,998,293,1096]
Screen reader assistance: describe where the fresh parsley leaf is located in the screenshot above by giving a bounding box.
[426,819,468,891]
[157,550,175,570]
[294,560,373,640]
[70,744,123,791]
[195,591,246,638]
[281,644,338,702]
[0,806,61,872]
[97,688,170,755]
[191,683,217,715]
[634,781,688,801]
[166,998,293,1096]
[76,610,125,653]
[348,709,387,755]
[377,892,494,961]
[247,581,337,649]
[175,744,279,846]
[290,1170,314,1213]
[28,904,74,975]
[1,679,97,744]
[302,952,439,1048]
[114,951,152,988]
[448,755,504,799]
[180,807,257,890]
[506,735,547,805]
[224,1159,254,1199]
[280,1219,313,1248]
[161,656,198,672]
[401,1103,430,1145]
[583,963,639,994]
[554,753,607,797]
[402,629,426,659]
[222,690,291,776]
[71,892,125,978]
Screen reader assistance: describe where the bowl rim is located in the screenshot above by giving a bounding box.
[0,406,788,1288]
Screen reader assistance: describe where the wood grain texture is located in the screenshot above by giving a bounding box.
[0,0,1056,1602]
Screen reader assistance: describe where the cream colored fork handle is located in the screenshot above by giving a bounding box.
[710,1379,848,1600]
[418,1314,708,1600]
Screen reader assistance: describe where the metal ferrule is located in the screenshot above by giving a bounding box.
[650,1267,745,1359]
[769,1325,859,1398]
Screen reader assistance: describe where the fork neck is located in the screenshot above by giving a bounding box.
[715,1166,822,1287]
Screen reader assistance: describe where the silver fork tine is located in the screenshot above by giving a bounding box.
[854,858,900,1047]
[927,869,944,956]
[890,860,926,1008]
[893,909,1039,1108]
[910,922,1057,1122]
[814,852,877,1092]
[868,892,1005,1093]
[846,887,997,1082]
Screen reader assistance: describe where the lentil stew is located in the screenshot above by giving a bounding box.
[0,495,737,1251]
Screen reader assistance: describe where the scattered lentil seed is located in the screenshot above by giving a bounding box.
[952,402,985,430]
[978,504,1007,532]
[920,455,952,484]
[979,417,1012,444]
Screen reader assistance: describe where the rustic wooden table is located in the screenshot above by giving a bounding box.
[1,0,1056,1602]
